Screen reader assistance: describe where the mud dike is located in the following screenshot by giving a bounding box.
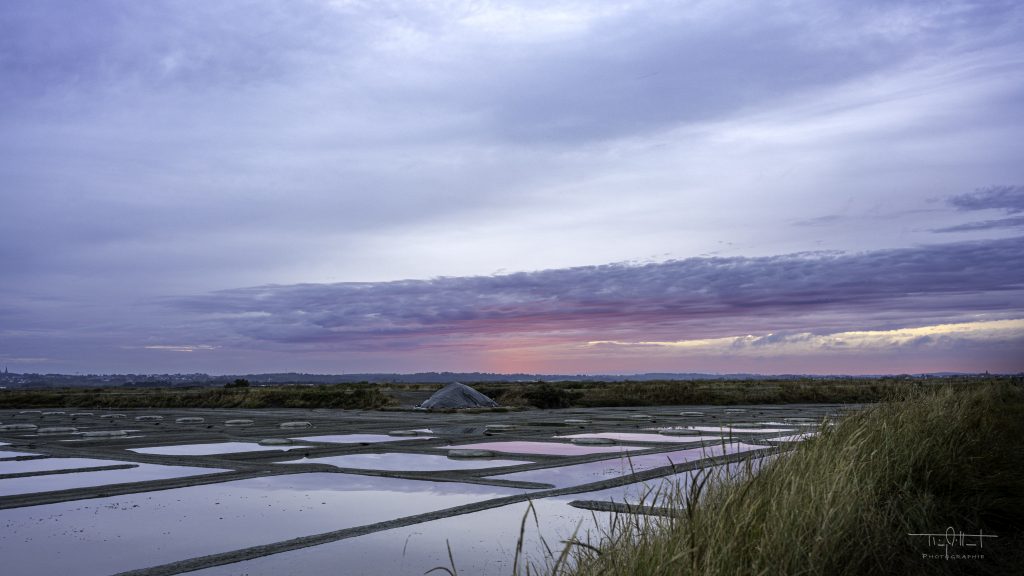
[0,402,845,576]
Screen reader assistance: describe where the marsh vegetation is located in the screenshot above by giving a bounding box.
[546,381,1024,576]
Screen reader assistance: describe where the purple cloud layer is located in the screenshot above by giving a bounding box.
[167,236,1024,352]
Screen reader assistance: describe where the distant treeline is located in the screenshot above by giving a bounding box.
[1,375,1018,410]
[473,374,1021,408]
[1,370,999,390]
[0,383,393,410]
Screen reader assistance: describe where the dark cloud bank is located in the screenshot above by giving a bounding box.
[170,236,1024,351]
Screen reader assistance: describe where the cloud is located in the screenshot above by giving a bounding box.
[0,356,58,366]
[931,185,1024,233]
[141,345,218,353]
[933,215,1024,233]
[3,2,1023,374]
[589,319,1024,355]
[3,0,1023,300]
[0,1,348,96]
[948,185,1024,214]
[165,236,1024,352]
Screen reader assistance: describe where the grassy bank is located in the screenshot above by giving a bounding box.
[558,382,1024,576]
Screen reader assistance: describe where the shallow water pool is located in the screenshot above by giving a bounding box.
[0,473,525,576]
[278,453,529,472]
[683,425,795,434]
[0,457,130,475]
[130,442,313,456]
[488,442,765,488]
[180,464,754,576]
[558,432,723,444]
[0,450,40,459]
[450,441,648,456]
[0,463,230,497]
[290,434,435,444]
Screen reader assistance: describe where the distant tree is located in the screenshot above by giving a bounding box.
[225,378,250,389]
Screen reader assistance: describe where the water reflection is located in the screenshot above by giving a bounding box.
[0,457,128,475]
[181,463,763,576]
[0,473,522,576]
[278,453,529,472]
[290,434,435,444]
[130,442,312,456]
[0,463,229,497]
[450,441,648,456]
[489,442,764,488]
[559,432,723,444]
[682,425,795,434]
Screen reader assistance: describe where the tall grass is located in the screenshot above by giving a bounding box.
[556,382,1024,576]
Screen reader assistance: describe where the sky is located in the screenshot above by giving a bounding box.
[1,0,1023,376]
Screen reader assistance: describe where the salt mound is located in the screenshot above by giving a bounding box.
[417,382,498,410]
